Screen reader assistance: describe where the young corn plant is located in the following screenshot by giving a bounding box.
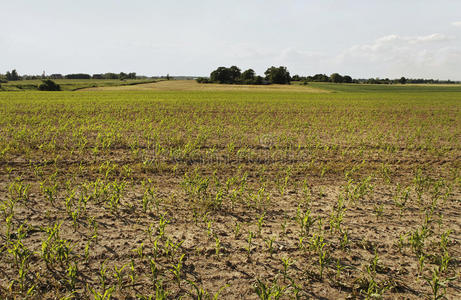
[7,226,32,292]
[133,242,145,259]
[8,178,30,203]
[408,225,428,256]
[393,185,410,215]
[310,229,329,279]
[254,278,287,300]
[280,257,294,282]
[424,267,456,300]
[66,262,78,291]
[265,237,275,257]
[129,259,136,285]
[335,259,346,282]
[298,207,316,236]
[41,221,74,268]
[187,280,228,300]
[40,180,58,205]
[157,213,169,240]
[107,179,126,211]
[329,195,346,233]
[149,258,159,284]
[317,242,329,279]
[257,213,265,237]
[234,222,241,239]
[340,228,350,250]
[373,203,384,219]
[112,263,128,290]
[98,260,109,291]
[142,179,158,213]
[87,284,114,300]
[169,254,185,287]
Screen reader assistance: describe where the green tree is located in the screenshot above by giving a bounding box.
[6,69,20,81]
[11,69,20,80]
[38,79,61,91]
[264,66,291,84]
[229,66,241,83]
[311,74,330,82]
[210,66,241,84]
[210,67,231,83]
[399,77,407,84]
[343,75,352,83]
[241,69,256,84]
[291,75,301,81]
[330,73,344,83]
[241,69,255,81]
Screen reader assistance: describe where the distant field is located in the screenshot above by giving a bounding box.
[3,78,461,93]
[306,82,461,93]
[85,79,461,93]
[0,85,460,299]
[0,79,158,91]
[83,79,330,92]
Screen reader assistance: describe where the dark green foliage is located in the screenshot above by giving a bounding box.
[343,75,353,83]
[330,73,344,83]
[65,73,91,79]
[103,73,119,80]
[6,69,20,81]
[309,74,331,82]
[264,66,291,84]
[92,74,104,79]
[229,66,241,82]
[241,69,256,81]
[119,72,136,80]
[38,79,61,91]
[92,73,137,80]
[210,66,241,84]
[196,77,210,83]
[49,74,63,79]
[207,66,270,85]
[200,66,458,86]
[254,76,265,85]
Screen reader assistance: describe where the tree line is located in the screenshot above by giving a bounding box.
[51,72,138,80]
[0,70,139,82]
[1,68,459,88]
[197,66,292,85]
[197,66,459,85]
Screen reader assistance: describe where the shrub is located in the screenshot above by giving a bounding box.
[38,80,61,91]
[196,77,210,84]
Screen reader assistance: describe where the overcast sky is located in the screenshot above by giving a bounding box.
[2,0,461,79]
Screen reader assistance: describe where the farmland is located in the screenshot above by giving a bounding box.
[0,81,460,299]
[0,79,158,91]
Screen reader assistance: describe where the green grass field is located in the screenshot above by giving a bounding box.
[0,79,159,91]
[0,82,460,299]
[304,82,461,93]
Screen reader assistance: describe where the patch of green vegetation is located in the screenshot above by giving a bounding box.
[0,79,159,91]
[307,82,461,93]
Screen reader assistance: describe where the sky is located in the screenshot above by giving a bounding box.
[2,0,461,79]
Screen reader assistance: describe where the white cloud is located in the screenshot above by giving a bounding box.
[333,33,461,79]
[452,21,461,27]
[409,33,453,43]
[223,33,461,79]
